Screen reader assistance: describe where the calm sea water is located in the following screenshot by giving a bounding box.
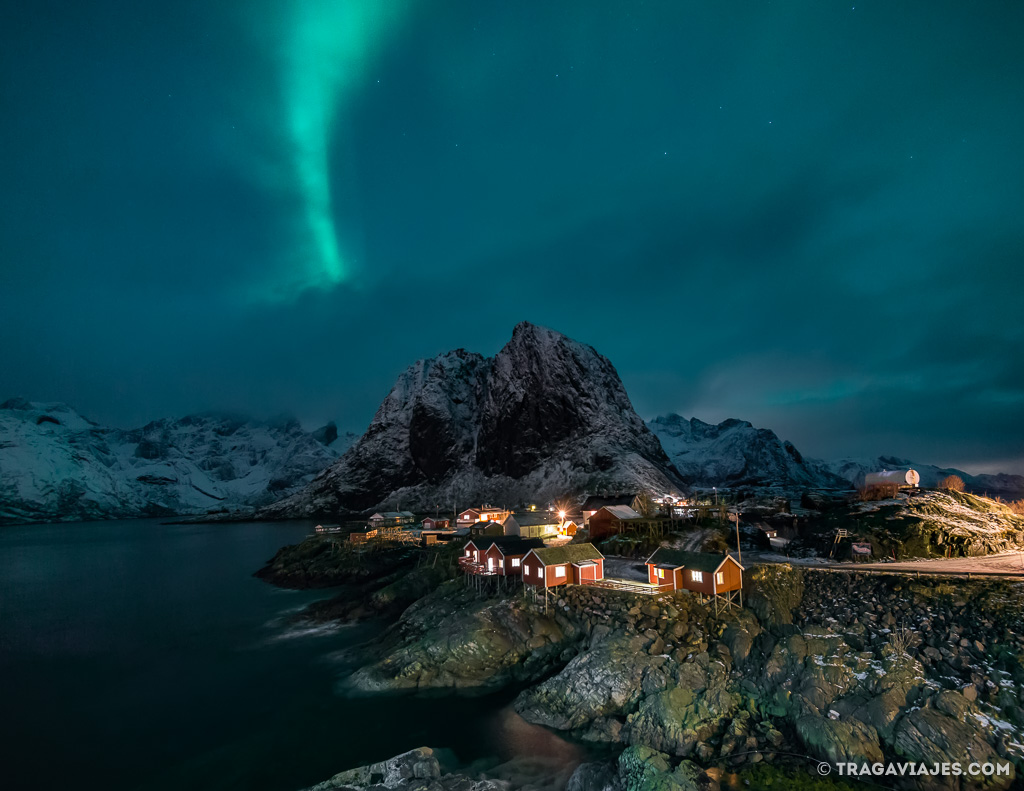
[0,519,582,791]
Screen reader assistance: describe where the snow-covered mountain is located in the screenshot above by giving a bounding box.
[826,456,1024,499]
[0,399,341,524]
[647,414,848,490]
[262,322,685,517]
[646,413,1024,498]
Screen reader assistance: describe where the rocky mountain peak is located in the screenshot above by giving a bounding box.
[477,323,658,478]
[263,325,684,517]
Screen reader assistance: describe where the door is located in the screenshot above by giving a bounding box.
[487,557,494,571]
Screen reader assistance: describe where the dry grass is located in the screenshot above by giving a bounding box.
[887,623,913,656]
[991,496,1024,516]
[939,475,966,492]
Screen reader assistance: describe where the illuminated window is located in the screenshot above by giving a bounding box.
[656,568,664,579]
[465,550,470,557]
[555,566,566,578]
[512,558,521,567]
[716,572,724,585]
[691,571,703,582]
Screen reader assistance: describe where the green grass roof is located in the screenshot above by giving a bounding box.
[531,543,604,565]
[646,548,741,572]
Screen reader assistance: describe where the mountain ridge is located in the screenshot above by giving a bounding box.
[261,322,685,517]
[646,412,848,491]
[0,399,347,525]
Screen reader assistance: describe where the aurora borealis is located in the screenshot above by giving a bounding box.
[1,1,1022,472]
[277,0,408,295]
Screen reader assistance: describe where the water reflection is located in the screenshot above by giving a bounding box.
[469,707,587,790]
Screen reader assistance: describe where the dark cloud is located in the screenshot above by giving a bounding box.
[1,1,1022,474]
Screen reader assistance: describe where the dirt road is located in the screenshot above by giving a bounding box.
[745,550,1024,578]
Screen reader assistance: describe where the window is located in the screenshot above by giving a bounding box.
[512,558,520,567]
[465,550,471,557]
[691,571,703,582]
[656,568,664,579]
[716,572,724,585]
[555,566,566,578]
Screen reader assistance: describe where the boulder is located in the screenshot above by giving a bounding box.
[346,586,579,692]
[795,714,884,765]
[514,631,661,730]
[306,747,443,790]
[893,707,1009,789]
[616,746,700,791]
[623,682,739,758]
[567,761,621,791]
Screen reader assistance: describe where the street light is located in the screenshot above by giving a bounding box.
[713,487,718,505]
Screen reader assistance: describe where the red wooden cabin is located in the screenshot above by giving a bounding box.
[644,548,744,596]
[481,537,545,575]
[521,544,605,588]
[587,505,641,540]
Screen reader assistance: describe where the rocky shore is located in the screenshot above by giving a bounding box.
[309,565,1024,790]
[256,537,461,623]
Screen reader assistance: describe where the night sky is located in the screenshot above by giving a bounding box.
[1,1,1022,473]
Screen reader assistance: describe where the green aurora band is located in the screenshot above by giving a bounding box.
[282,0,406,294]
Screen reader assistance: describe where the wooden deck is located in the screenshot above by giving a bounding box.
[583,577,673,595]
[458,557,497,576]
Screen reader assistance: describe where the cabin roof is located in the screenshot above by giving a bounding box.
[597,505,642,520]
[472,520,505,531]
[479,536,545,554]
[508,513,562,527]
[581,495,637,511]
[644,548,744,573]
[529,543,604,565]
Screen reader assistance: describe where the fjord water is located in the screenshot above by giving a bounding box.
[0,520,580,791]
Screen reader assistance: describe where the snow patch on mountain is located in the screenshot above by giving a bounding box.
[0,399,341,524]
[647,414,847,490]
[263,323,685,517]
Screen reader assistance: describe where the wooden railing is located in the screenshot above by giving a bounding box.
[458,557,497,576]
[582,578,671,595]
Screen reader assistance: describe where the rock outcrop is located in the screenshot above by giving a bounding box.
[344,581,584,693]
[293,552,1024,791]
[834,489,1024,558]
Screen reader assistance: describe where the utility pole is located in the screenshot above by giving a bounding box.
[734,508,742,565]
